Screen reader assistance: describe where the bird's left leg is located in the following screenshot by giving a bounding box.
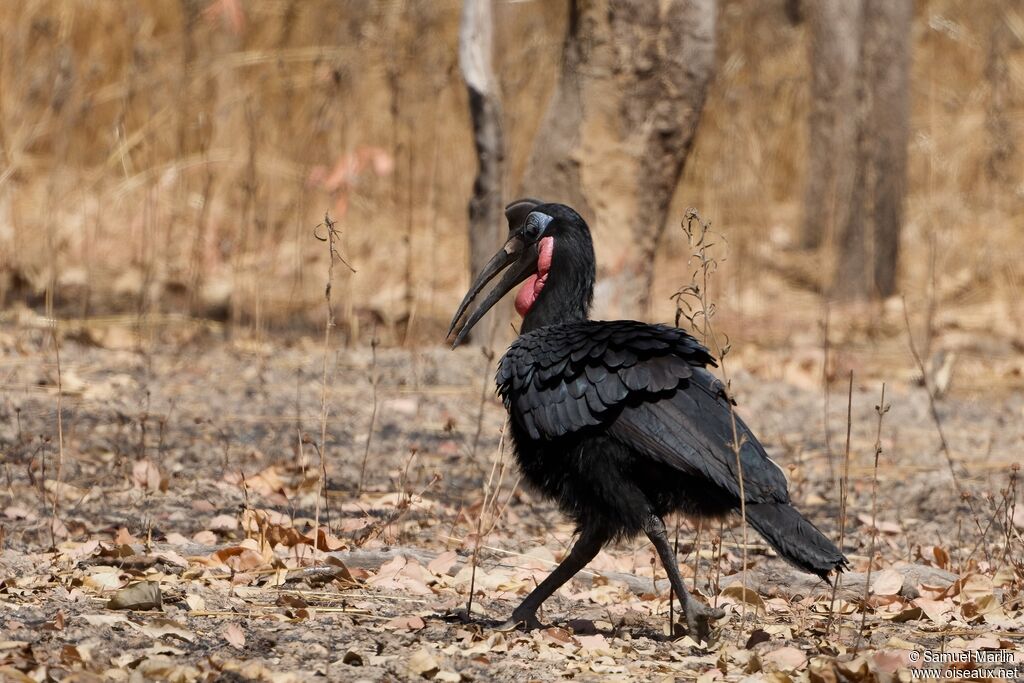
[502,523,609,631]
[644,514,725,642]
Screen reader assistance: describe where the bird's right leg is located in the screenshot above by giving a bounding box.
[503,524,608,631]
[644,514,725,642]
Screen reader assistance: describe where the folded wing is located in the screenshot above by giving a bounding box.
[497,320,788,504]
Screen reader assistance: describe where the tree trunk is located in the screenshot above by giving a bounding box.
[867,0,911,299]
[459,0,507,347]
[833,0,911,301]
[519,2,592,223]
[800,0,860,250]
[985,10,1015,184]
[520,0,716,319]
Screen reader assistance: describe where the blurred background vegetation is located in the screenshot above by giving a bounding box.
[0,0,1021,364]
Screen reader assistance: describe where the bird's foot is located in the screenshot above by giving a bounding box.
[683,602,725,644]
[498,609,544,632]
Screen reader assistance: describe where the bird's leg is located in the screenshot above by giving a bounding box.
[644,514,725,642]
[503,525,608,631]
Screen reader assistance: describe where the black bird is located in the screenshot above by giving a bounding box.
[448,199,847,640]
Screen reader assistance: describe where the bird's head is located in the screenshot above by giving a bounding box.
[448,199,594,348]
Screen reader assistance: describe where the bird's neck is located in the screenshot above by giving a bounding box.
[521,236,594,334]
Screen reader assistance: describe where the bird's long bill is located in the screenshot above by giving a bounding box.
[448,236,537,348]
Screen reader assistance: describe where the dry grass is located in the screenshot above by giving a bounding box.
[0,0,1022,354]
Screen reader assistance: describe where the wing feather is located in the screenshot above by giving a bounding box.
[496,320,786,503]
[594,372,628,405]
[584,364,608,384]
[608,368,789,504]
[620,363,651,392]
[497,320,716,439]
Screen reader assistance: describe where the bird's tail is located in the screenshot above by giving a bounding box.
[744,503,848,582]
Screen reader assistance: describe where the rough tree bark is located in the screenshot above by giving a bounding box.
[800,0,861,250]
[519,3,591,222]
[459,0,507,346]
[520,0,716,318]
[833,0,912,300]
[985,10,1015,184]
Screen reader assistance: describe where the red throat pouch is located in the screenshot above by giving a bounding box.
[515,236,554,317]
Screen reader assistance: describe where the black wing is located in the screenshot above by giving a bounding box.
[497,320,789,504]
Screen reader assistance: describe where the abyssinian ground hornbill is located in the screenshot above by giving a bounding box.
[448,199,847,640]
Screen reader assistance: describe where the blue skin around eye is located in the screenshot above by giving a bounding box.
[525,212,554,239]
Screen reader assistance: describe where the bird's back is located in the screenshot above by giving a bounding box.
[497,321,787,515]
[497,320,715,441]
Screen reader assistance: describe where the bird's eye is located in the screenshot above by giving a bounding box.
[524,212,553,241]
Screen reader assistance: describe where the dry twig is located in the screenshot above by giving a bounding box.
[901,297,988,564]
[674,208,749,636]
[312,213,354,559]
[856,383,889,653]
[829,371,854,635]
[358,335,380,495]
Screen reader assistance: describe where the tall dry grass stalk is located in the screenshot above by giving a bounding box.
[357,334,379,495]
[901,296,993,568]
[44,189,65,548]
[901,297,962,493]
[856,383,889,653]
[312,213,352,559]
[821,304,835,485]
[829,371,854,637]
[673,208,750,638]
[465,427,507,621]
[46,313,64,550]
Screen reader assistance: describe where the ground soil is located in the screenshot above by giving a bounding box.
[0,323,1021,682]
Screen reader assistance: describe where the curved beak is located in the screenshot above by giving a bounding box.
[447,235,538,348]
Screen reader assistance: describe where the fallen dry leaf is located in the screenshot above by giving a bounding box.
[858,514,901,534]
[763,646,807,671]
[106,582,162,611]
[0,666,35,682]
[720,583,767,613]
[113,527,138,545]
[222,622,246,649]
[884,605,924,622]
[913,597,953,624]
[745,628,771,648]
[212,544,270,572]
[132,459,167,492]
[209,513,239,531]
[136,618,194,643]
[428,550,459,576]
[408,647,441,678]
[385,615,426,631]
[193,530,218,546]
[870,568,904,596]
[958,573,994,603]
[184,594,206,611]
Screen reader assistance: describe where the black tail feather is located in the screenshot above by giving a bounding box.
[745,503,848,582]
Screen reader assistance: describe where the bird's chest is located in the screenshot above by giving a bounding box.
[507,419,635,499]
[506,419,675,534]
[507,418,584,495]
